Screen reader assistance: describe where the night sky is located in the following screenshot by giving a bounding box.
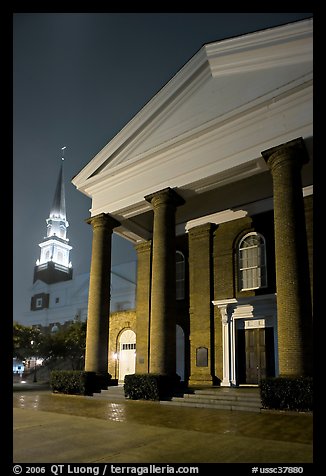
[13,12,313,324]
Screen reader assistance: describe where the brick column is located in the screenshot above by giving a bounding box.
[145,188,185,375]
[84,213,120,374]
[262,137,312,376]
[135,240,152,374]
[188,223,214,386]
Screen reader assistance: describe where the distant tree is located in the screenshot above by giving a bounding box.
[13,322,43,361]
[39,321,86,370]
[60,321,86,370]
[13,321,86,370]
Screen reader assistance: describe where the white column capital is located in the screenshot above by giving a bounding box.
[212,299,237,324]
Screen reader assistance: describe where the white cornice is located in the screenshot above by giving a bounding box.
[72,49,209,187]
[80,77,312,204]
[303,185,313,197]
[206,18,312,77]
[85,81,312,218]
[39,240,72,251]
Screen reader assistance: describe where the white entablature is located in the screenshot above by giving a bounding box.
[72,19,313,235]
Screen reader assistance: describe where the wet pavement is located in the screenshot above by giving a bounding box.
[13,388,313,464]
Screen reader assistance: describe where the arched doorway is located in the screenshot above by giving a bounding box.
[176,324,185,382]
[118,329,136,382]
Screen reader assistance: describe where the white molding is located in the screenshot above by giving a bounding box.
[303,185,313,197]
[72,49,209,187]
[213,298,238,307]
[244,319,266,329]
[88,83,312,218]
[78,77,312,203]
[39,239,72,252]
[185,197,274,231]
[213,294,277,386]
[206,18,312,77]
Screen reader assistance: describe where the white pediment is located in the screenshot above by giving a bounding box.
[72,19,313,225]
[99,62,311,173]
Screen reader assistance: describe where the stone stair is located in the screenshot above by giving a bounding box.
[93,385,126,400]
[160,386,262,412]
[93,384,262,412]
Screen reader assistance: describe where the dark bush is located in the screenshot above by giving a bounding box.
[124,373,180,400]
[260,376,313,412]
[50,370,111,396]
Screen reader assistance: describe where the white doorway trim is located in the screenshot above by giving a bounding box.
[118,329,136,382]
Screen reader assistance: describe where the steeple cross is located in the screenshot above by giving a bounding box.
[61,146,66,161]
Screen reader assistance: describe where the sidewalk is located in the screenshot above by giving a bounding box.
[13,387,313,464]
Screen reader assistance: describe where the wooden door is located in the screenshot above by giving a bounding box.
[245,328,267,384]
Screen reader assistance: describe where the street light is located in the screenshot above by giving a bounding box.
[30,340,37,383]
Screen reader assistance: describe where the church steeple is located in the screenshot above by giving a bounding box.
[50,161,66,221]
[33,150,73,284]
[46,159,69,242]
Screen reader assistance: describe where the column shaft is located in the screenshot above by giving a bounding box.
[262,137,312,376]
[188,223,214,386]
[145,188,184,375]
[84,213,119,374]
[135,240,152,374]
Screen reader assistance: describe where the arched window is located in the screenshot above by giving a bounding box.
[176,251,185,300]
[238,232,267,291]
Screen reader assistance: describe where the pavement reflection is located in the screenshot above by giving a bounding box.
[13,390,312,445]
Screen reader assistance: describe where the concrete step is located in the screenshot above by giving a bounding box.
[93,385,126,400]
[193,388,260,397]
[183,392,261,402]
[160,399,261,412]
[162,387,262,412]
[179,396,261,407]
[93,384,262,412]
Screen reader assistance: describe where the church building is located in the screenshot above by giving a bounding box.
[72,19,313,386]
[25,156,136,333]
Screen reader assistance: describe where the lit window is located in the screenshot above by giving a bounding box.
[122,343,136,350]
[238,233,267,291]
[176,251,185,300]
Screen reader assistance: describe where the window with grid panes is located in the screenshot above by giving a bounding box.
[238,233,267,291]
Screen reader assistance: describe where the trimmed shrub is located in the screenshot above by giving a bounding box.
[260,376,313,412]
[124,373,180,400]
[50,370,111,396]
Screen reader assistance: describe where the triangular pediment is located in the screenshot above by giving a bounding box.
[72,19,312,190]
[100,63,312,174]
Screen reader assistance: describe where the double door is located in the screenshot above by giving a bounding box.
[237,327,275,384]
